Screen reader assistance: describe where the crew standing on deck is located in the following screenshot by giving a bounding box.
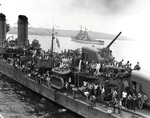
[112,89,118,102]
[122,91,127,107]
[132,93,137,111]
[113,98,117,113]
[118,99,122,115]
[137,92,142,109]
[45,71,50,87]
[140,93,148,109]
[127,94,132,109]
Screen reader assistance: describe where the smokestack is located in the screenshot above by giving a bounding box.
[17,15,28,45]
[0,13,6,43]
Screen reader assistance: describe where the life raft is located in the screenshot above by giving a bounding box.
[52,67,71,75]
[50,75,64,89]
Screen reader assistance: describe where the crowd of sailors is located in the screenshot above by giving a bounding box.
[73,79,148,111]
[0,42,147,113]
[122,90,148,111]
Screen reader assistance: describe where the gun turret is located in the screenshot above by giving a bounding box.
[106,32,122,49]
[82,32,122,62]
[101,32,122,60]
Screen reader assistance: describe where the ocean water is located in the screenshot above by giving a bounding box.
[0,74,83,118]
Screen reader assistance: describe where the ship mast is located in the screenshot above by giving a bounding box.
[51,25,58,54]
[51,26,55,53]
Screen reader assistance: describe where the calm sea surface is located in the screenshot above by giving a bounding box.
[0,34,149,118]
[0,74,82,118]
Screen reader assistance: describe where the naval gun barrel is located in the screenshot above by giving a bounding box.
[106,32,122,48]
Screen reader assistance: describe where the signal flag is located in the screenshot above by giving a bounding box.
[56,38,60,48]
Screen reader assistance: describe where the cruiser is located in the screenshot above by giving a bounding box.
[71,26,104,45]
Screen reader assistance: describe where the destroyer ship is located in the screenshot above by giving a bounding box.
[0,13,150,118]
[71,26,104,45]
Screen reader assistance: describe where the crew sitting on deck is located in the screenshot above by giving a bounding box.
[124,61,130,69]
[134,62,141,70]
[117,59,124,68]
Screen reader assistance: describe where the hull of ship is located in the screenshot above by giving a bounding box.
[1,61,148,118]
[0,60,116,118]
[71,37,104,45]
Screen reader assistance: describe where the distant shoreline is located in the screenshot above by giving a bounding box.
[8,27,129,40]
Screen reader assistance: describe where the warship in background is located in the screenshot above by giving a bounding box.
[0,12,150,118]
[71,26,104,45]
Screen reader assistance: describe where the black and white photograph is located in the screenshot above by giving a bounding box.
[0,0,150,118]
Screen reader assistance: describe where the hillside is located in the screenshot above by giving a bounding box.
[8,27,128,40]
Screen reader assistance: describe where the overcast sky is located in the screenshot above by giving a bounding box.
[1,0,150,41]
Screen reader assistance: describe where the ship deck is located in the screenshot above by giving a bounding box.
[61,90,150,118]
[0,60,149,118]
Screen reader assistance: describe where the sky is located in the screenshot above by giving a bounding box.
[1,0,150,41]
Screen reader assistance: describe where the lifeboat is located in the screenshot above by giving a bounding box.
[50,67,71,89]
[50,75,64,89]
[52,67,71,75]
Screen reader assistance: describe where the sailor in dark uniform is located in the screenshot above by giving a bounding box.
[118,59,124,67]
[134,62,141,70]
[131,93,137,111]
